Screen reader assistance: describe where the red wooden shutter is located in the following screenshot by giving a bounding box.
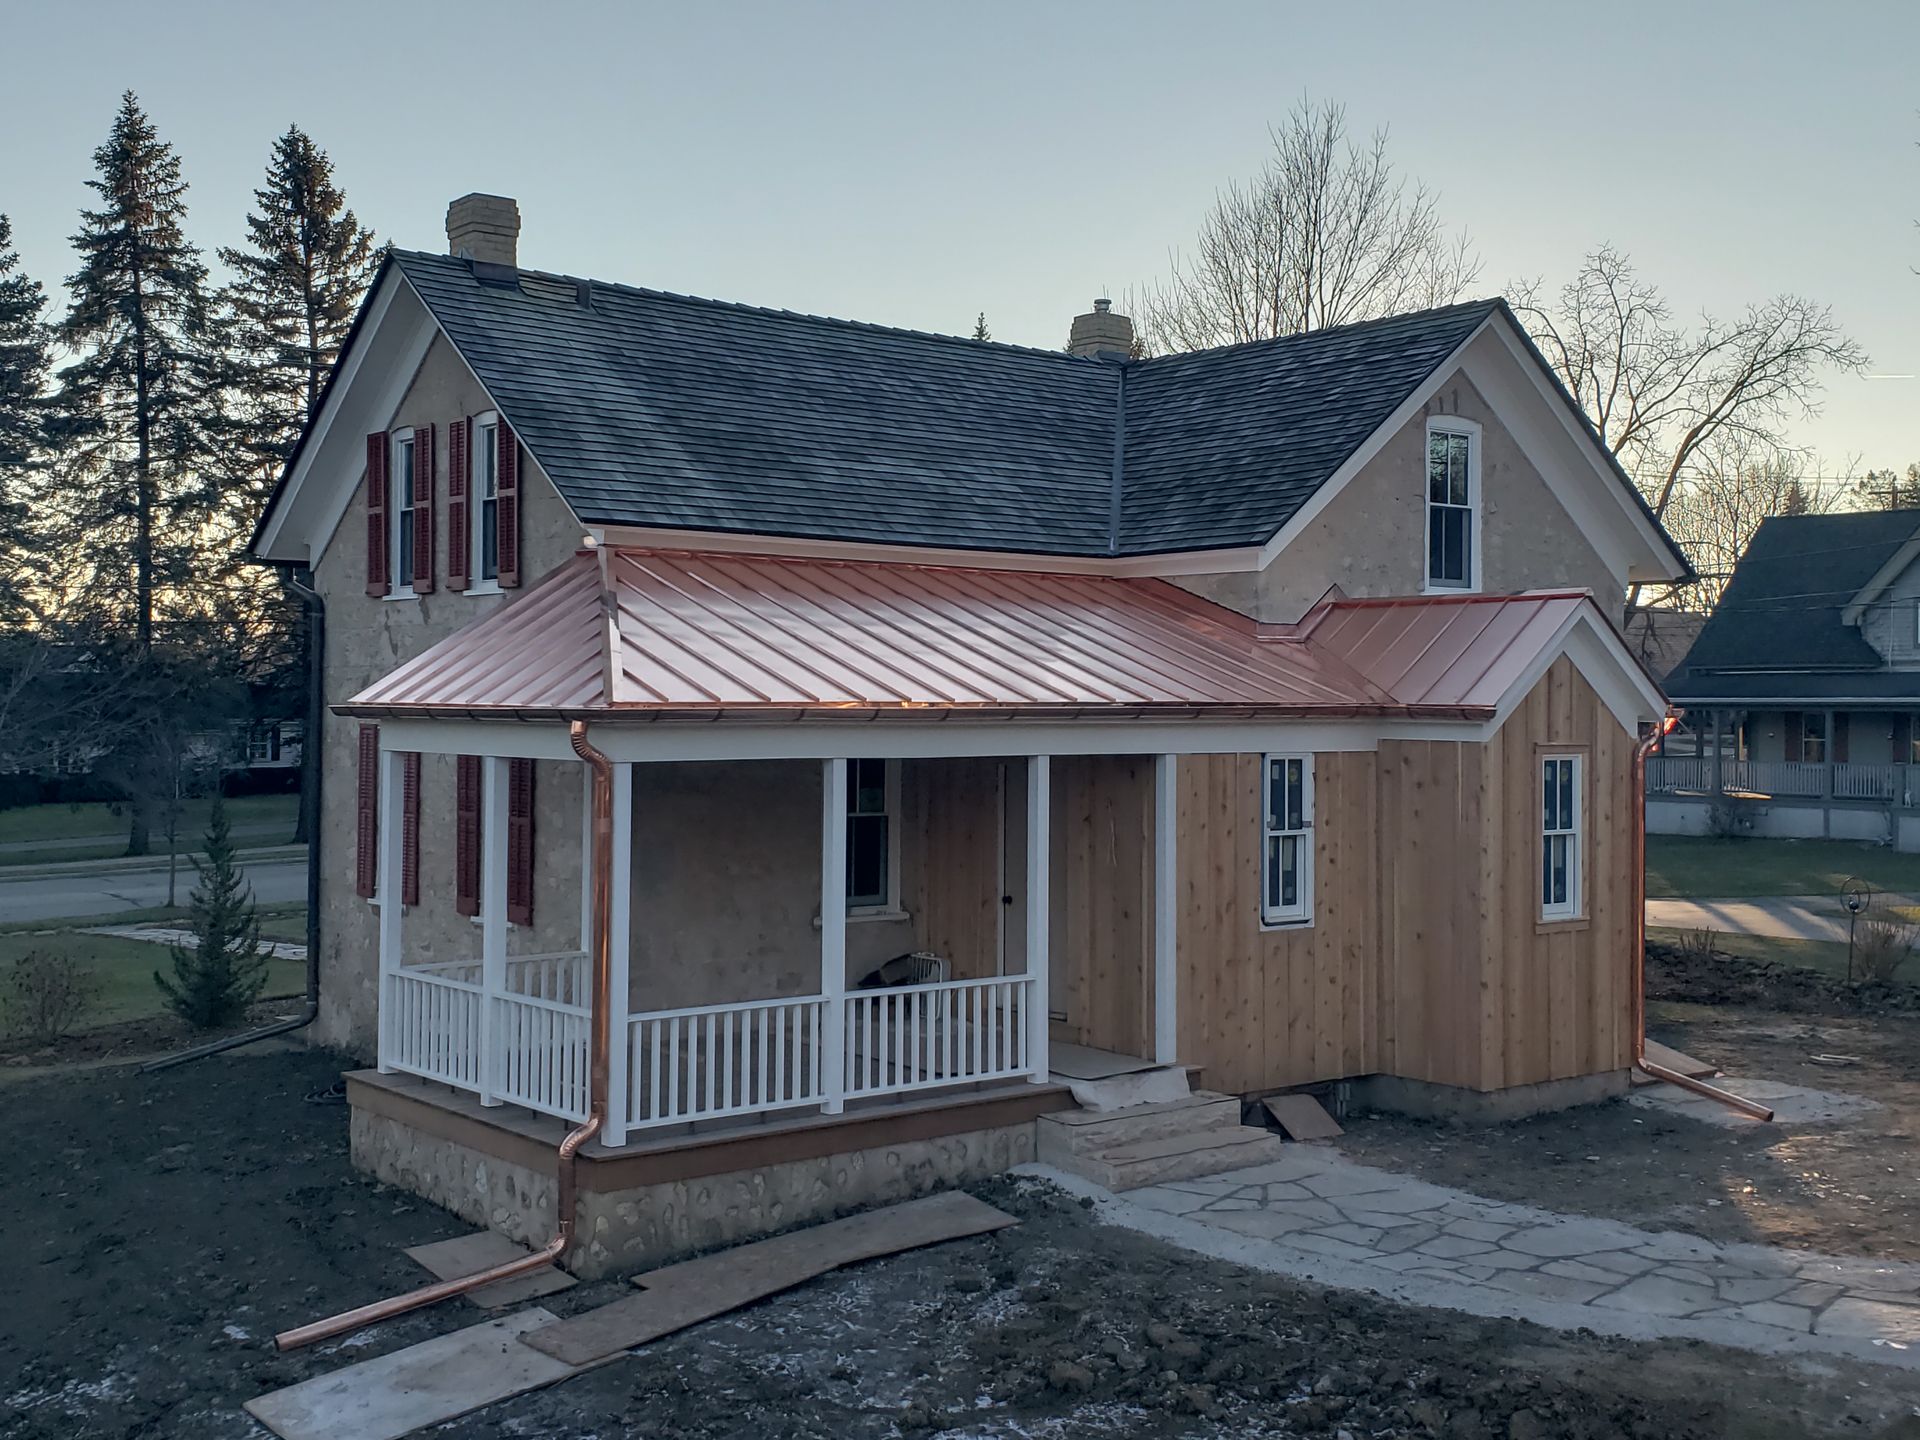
[355,724,379,897]
[506,757,535,925]
[455,754,481,917]
[400,752,422,906]
[446,418,470,592]
[411,422,436,594]
[496,421,521,588]
[365,433,389,597]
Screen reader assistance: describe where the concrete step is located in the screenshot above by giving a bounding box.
[1073,1126,1290,1192]
[1036,1092,1242,1164]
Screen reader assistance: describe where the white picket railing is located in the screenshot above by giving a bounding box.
[1834,762,1901,801]
[389,960,1039,1139]
[384,968,484,1092]
[1648,757,1918,805]
[845,975,1034,1099]
[626,995,828,1129]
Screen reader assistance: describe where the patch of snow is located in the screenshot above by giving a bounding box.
[222,1323,252,1342]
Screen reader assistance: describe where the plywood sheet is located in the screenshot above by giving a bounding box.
[1049,1042,1159,1080]
[1262,1093,1344,1141]
[245,1309,577,1440]
[1643,1039,1717,1078]
[523,1191,1016,1367]
[403,1230,577,1309]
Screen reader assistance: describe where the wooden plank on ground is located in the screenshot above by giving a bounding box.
[403,1230,577,1309]
[1643,1038,1717,1078]
[1263,1093,1343,1141]
[522,1191,1016,1367]
[245,1309,578,1440]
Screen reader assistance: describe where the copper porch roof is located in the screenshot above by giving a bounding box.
[344,550,1608,722]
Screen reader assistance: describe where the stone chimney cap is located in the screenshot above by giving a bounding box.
[447,193,521,270]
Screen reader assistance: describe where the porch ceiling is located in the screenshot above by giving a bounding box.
[343,549,1610,723]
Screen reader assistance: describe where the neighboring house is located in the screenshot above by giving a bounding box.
[250,194,1688,1272]
[1622,605,1707,687]
[1654,508,1920,848]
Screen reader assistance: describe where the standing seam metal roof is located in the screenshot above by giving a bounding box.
[345,549,1611,722]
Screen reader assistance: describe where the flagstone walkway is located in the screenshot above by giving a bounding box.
[1056,1140,1920,1369]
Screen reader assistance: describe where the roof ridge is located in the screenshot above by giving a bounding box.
[1128,297,1503,367]
[392,248,1113,367]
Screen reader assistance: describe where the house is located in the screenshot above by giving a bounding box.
[1653,508,1920,848]
[250,194,1689,1276]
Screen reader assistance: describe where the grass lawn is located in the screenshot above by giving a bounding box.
[0,792,298,860]
[0,929,305,1032]
[1645,835,1920,900]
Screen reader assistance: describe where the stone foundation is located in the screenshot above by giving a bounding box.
[346,1071,1060,1279]
[1350,1069,1630,1124]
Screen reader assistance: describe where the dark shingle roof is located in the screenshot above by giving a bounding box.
[392,250,1504,557]
[1667,509,1920,700]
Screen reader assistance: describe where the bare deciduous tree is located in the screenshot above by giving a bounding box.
[1135,100,1481,352]
[1659,436,1846,607]
[1511,246,1866,527]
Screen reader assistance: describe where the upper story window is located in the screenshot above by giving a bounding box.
[1260,754,1313,926]
[846,758,894,910]
[1541,754,1583,921]
[473,414,501,588]
[1425,420,1479,591]
[392,430,417,592]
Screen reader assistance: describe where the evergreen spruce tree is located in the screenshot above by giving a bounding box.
[155,795,270,1029]
[0,214,52,621]
[50,93,217,853]
[215,125,376,510]
[971,311,990,341]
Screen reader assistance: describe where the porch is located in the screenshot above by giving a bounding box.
[370,747,1182,1149]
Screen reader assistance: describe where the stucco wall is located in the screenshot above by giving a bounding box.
[312,334,588,1057]
[1171,368,1624,624]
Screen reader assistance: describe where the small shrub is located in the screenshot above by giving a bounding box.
[1679,926,1721,965]
[2,950,102,1045]
[1706,797,1755,840]
[1852,915,1917,985]
[155,797,270,1029]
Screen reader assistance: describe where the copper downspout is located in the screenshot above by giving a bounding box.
[1632,713,1775,1123]
[274,722,616,1351]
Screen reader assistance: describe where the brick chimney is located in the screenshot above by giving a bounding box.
[446,193,521,268]
[1067,297,1134,358]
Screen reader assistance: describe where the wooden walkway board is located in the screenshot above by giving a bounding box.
[1643,1039,1717,1078]
[245,1309,578,1440]
[404,1231,577,1309]
[1262,1093,1343,1141]
[523,1190,1016,1367]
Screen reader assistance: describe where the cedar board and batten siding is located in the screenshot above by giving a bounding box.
[1176,656,1635,1098]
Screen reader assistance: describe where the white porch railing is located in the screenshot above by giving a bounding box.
[1647,756,1916,806]
[384,968,484,1092]
[845,975,1033,1099]
[1834,761,1901,801]
[627,995,828,1128]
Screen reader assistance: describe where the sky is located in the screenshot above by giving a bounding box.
[2,0,1915,490]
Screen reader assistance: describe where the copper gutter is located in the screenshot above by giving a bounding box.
[1631,712,1774,1123]
[273,720,616,1350]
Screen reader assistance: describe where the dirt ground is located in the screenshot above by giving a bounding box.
[7,1049,1920,1439]
[0,995,312,1071]
[1342,944,1920,1262]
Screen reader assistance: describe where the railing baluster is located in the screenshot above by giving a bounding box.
[721,1007,735,1112]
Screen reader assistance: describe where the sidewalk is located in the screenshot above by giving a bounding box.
[1645,893,1920,943]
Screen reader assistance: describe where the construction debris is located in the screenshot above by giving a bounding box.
[403,1230,577,1309]
[1262,1093,1344,1141]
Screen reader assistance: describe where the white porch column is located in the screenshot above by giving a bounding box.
[375,747,405,1074]
[1153,753,1179,1066]
[604,762,634,1147]
[820,757,848,1114]
[1025,754,1050,1083]
[479,756,509,1106]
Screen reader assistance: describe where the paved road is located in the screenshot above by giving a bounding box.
[1644,893,1920,943]
[0,854,306,924]
[0,821,291,858]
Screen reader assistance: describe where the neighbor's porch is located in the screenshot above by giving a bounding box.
[369,735,1184,1149]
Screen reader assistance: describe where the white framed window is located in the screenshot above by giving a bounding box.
[1260,754,1313,926]
[1425,419,1479,591]
[472,413,502,591]
[846,758,897,912]
[391,428,417,595]
[1540,754,1583,921]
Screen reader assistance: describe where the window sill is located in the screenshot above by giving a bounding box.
[383,587,418,602]
[1421,581,1478,597]
[465,580,503,597]
[812,906,913,929]
[1260,915,1314,933]
[1536,915,1589,934]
